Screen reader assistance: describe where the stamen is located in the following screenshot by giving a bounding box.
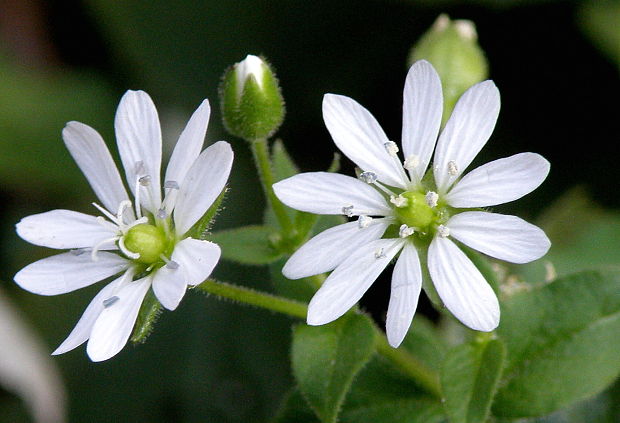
[95,216,119,232]
[399,224,414,238]
[384,141,399,156]
[448,160,458,176]
[103,296,119,308]
[157,209,167,219]
[359,171,378,184]
[425,191,439,208]
[90,236,120,261]
[342,205,354,217]
[164,180,180,190]
[403,155,420,171]
[92,202,120,226]
[374,248,386,259]
[437,224,450,238]
[358,215,372,229]
[390,194,408,208]
[118,236,140,260]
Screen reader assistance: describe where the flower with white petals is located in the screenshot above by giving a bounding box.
[273,60,550,347]
[14,90,234,361]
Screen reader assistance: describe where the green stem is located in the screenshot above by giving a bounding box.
[196,279,307,319]
[196,278,442,398]
[375,332,442,398]
[251,138,295,235]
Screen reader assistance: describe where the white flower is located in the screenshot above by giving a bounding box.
[273,60,550,347]
[14,90,234,361]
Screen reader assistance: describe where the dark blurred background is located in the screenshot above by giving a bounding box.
[0,0,618,422]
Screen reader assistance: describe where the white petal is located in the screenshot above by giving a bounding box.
[447,211,551,264]
[433,81,500,193]
[14,252,128,296]
[16,210,117,250]
[165,99,210,186]
[52,269,133,355]
[446,153,550,208]
[323,94,407,188]
[307,239,404,326]
[63,121,131,217]
[151,265,187,311]
[273,172,391,216]
[401,60,443,183]
[173,141,233,236]
[152,238,220,310]
[386,243,422,347]
[428,236,499,331]
[115,90,163,213]
[172,238,221,286]
[86,276,151,362]
[283,218,390,279]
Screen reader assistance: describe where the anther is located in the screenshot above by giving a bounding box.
[138,175,152,186]
[425,191,439,208]
[403,155,420,171]
[448,161,458,176]
[157,209,167,219]
[384,141,399,156]
[390,194,408,208]
[437,225,450,238]
[103,296,119,308]
[374,248,386,259]
[166,260,180,270]
[359,171,378,184]
[399,224,414,238]
[358,215,372,229]
[342,205,354,217]
[164,180,180,190]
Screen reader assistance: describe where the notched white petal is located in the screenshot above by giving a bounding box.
[307,239,404,326]
[428,236,499,331]
[386,243,422,347]
[273,172,391,216]
[447,211,551,263]
[446,153,550,208]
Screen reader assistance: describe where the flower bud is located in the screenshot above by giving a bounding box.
[220,54,285,141]
[409,14,489,122]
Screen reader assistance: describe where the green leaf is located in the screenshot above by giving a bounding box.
[291,313,376,423]
[273,389,321,423]
[208,225,282,265]
[401,316,448,373]
[441,338,506,423]
[494,269,620,418]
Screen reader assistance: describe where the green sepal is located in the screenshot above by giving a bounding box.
[190,186,228,240]
[291,313,376,423]
[130,289,163,344]
[209,224,283,265]
[220,56,285,141]
[441,337,506,423]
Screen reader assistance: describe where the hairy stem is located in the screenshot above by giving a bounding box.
[251,138,295,235]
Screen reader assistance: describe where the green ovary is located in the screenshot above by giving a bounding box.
[394,191,435,229]
[123,224,168,264]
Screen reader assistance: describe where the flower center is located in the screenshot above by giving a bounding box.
[393,191,435,229]
[122,223,167,264]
